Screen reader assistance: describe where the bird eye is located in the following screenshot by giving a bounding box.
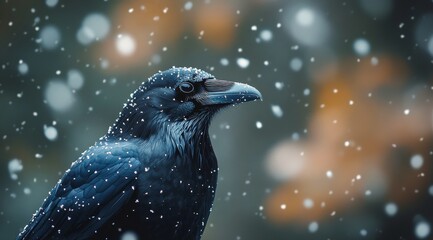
[178,82,195,94]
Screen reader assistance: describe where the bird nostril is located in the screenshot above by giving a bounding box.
[204,79,234,92]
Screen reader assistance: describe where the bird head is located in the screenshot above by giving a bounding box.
[108,67,262,138]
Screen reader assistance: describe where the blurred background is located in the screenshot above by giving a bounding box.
[1,0,433,239]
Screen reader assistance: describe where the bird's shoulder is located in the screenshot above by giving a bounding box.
[60,140,142,192]
[78,139,141,163]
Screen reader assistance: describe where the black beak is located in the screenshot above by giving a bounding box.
[198,79,262,106]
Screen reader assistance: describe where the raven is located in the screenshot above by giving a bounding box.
[18,67,261,240]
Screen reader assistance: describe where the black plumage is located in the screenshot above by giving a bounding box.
[17,67,261,240]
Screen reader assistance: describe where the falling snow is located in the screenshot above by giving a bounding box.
[44,125,58,141]
[121,231,139,240]
[45,80,75,111]
[384,202,398,216]
[67,69,85,90]
[220,58,229,66]
[18,60,29,75]
[271,105,283,118]
[23,188,31,195]
[77,13,110,45]
[236,58,250,68]
[39,25,61,50]
[8,159,23,180]
[45,0,58,7]
[371,56,379,65]
[296,8,315,26]
[410,154,424,169]
[415,221,430,239]
[259,30,273,42]
[303,198,314,209]
[353,38,371,56]
[274,82,284,90]
[184,2,193,11]
[116,34,136,56]
[290,58,303,71]
[308,221,319,233]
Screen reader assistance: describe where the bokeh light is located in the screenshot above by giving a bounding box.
[45,0,58,8]
[67,69,84,90]
[116,34,136,56]
[285,6,330,46]
[44,80,75,112]
[353,38,371,56]
[76,13,111,45]
[39,25,61,50]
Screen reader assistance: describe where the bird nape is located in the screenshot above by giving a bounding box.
[17,67,262,240]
